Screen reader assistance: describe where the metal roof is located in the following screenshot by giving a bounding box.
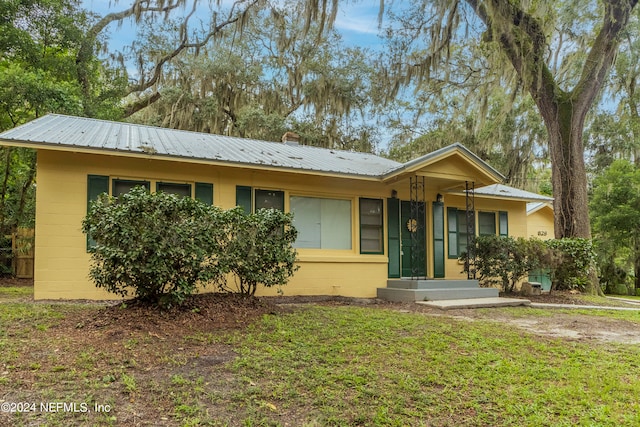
[382,142,505,182]
[527,201,553,214]
[471,184,554,202]
[0,114,401,178]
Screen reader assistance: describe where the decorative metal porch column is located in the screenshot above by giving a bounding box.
[465,181,476,279]
[409,176,426,279]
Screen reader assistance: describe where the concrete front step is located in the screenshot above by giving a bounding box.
[417,297,531,310]
[376,286,498,303]
[387,279,479,290]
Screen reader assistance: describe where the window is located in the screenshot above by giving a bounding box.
[447,208,474,258]
[255,189,284,211]
[499,211,508,236]
[112,179,150,197]
[448,208,509,257]
[290,196,352,249]
[87,175,109,250]
[478,212,496,236]
[236,186,284,212]
[157,182,191,197]
[360,198,383,254]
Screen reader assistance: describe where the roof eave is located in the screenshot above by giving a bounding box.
[0,140,384,182]
[381,143,505,183]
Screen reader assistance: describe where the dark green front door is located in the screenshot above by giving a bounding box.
[400,201,426,277]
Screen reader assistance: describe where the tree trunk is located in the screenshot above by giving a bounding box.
[542,98,592,240]
[635,238,640,294]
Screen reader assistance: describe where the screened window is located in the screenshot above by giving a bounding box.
[478,212,496,236]
[447,208,474,258]
[499,211,508,236]
[457,210,472,255]
[112,179,150,197]
[360,198,383,254]
[255,189,284,211]
[290,196,351,249]
[157,182,191,197]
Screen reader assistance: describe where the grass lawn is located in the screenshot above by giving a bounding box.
[2,287,640,426]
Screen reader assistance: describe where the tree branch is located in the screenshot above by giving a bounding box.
[123,0,262,117]
[572,0,638,117]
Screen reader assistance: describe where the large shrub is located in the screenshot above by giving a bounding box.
[546,238,596,292]
[470,235,596,293]
[82,187,227,308]
[83,188,300,306]
[218,207,299,296]
[470,235,544,293]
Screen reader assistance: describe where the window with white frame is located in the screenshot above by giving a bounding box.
[290,196,352,249]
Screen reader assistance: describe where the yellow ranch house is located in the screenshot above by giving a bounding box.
[0,114,553,302]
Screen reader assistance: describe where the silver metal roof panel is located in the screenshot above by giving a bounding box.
[0,114,401,178]
[473,184,554,202]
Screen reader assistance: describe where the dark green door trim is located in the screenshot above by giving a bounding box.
[387,198,400,278]
[432,201,445,278]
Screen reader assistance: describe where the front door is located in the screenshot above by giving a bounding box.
[400,201,426,277]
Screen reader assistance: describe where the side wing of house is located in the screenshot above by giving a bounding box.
[526,202,555,240]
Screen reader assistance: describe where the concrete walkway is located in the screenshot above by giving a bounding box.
[530,302,640,311]
[417,297,531,310]
[416,296,640,311]
[606,296,640,305]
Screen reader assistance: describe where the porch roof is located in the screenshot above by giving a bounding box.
[461,184,555,202]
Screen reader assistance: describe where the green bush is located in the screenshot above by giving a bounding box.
[468,235,546,293]
[82,187,228,308]
[546,238,596,291]
[469,236,597,293]
[218,207,299,296]
[82,187,300,306]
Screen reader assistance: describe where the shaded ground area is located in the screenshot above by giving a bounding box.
[3,279,640,344]
[3,280,640,426]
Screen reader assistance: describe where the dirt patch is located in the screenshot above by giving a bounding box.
[0,277,33,287]
[80,292,281,333]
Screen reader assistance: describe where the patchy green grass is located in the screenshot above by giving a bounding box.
[226,306,640,426]
[497,306,640,323]
[608,294,640,301]
[0,285,33,300]
[2,297,640,426]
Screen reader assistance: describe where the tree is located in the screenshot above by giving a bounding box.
[303,0,636,293]
[123,1,379,150]
[0,0,108,240]
[82,187,228,307]
[590,160,640,292]
[375,0,637,243]
[219,207,299,296]
[605,12,640,167]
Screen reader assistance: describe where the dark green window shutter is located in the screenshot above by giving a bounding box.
[387,198,400,278]
[499,211,508,236]
[87,175,109,250]
[447,207,458,258]
[433,202,445,278]
[195,182,214,205]
[236,186,252,213]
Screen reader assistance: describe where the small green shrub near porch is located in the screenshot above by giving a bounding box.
[82,187,298,307]
[468,235,596,292]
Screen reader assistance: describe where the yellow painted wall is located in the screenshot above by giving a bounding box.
[34,149,533,300]
[441,195,528,279]
[34,150,395,300]
[527,206,554,240]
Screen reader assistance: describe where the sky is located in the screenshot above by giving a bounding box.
[81,0,386,53]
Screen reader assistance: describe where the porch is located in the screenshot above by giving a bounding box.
[376,279,530,309]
